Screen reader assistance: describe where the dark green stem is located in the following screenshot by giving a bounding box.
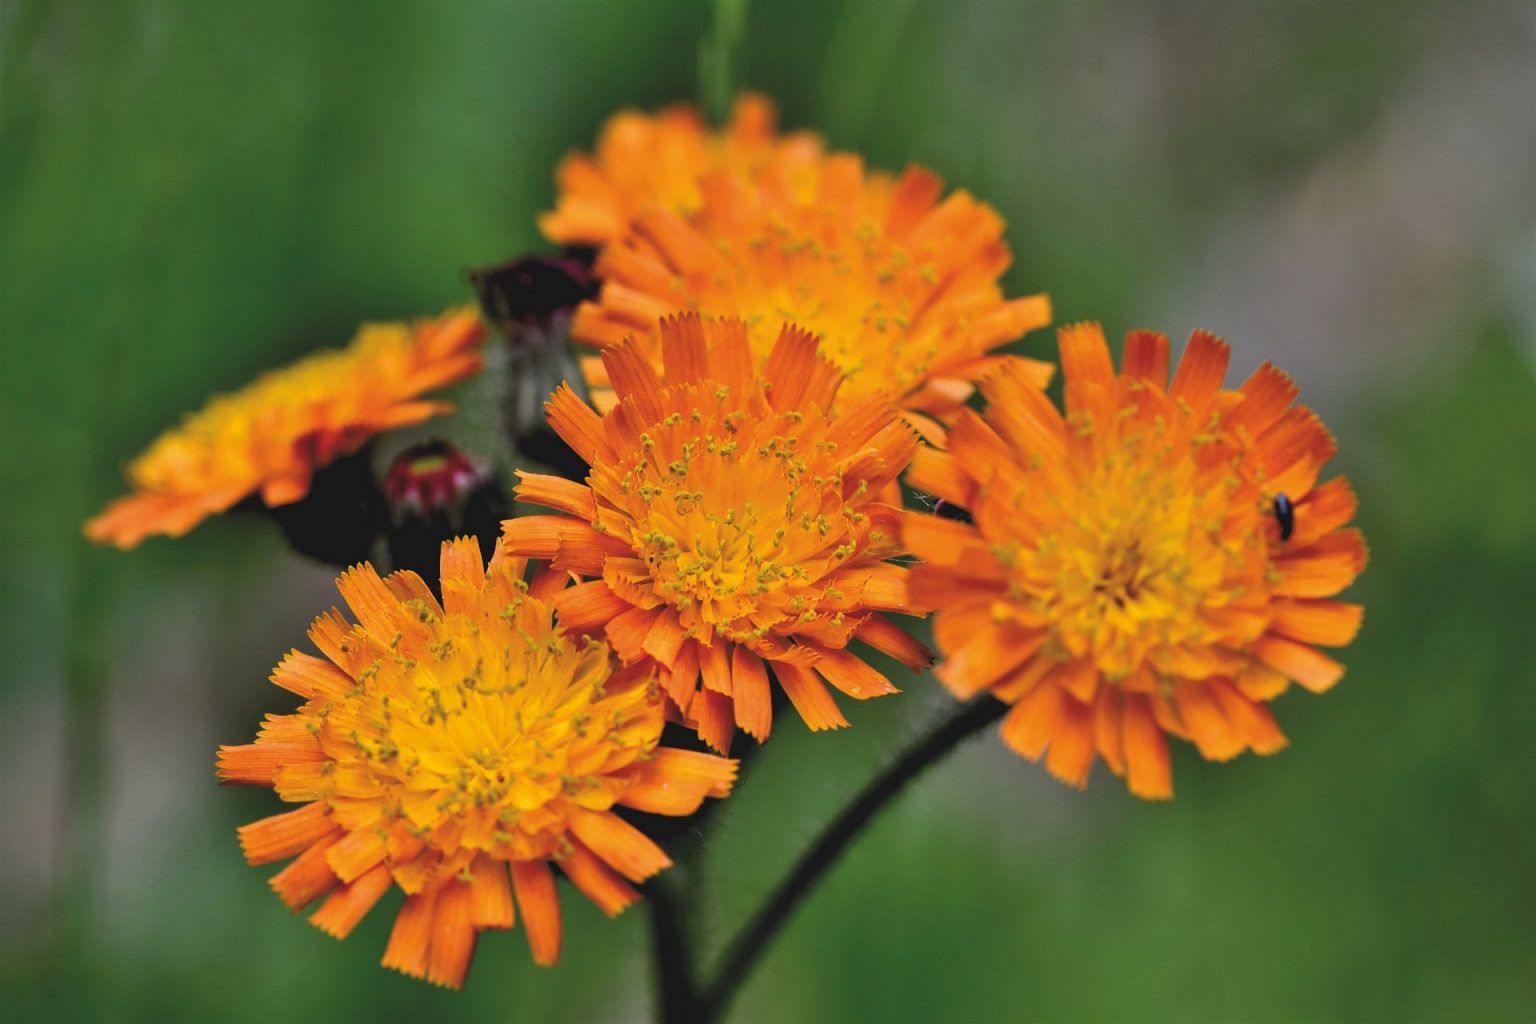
[695,696,1008,1023]
[648,869,707,1022]
[698,0,749,123]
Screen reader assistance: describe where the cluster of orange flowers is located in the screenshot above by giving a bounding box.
[89,95,1365,988]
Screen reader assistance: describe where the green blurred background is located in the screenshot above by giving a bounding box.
[3,1,1533,1021]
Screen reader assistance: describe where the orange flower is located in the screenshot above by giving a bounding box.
[904,324,1367,798]
[502,313,930,751]
[539,93,823,247]
[218,538,735,988]
[569,155,1051,436]
[86,308,485,548]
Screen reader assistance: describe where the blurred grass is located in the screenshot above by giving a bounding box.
[3,1,1533,1022]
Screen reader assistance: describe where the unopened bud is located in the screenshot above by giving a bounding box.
[384,441,485,517]
[469,253,597,334]
[383,441,507,580]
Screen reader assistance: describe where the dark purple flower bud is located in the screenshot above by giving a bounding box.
[469,253,598,333]
[384,441,485,516]
[383,441,508,579]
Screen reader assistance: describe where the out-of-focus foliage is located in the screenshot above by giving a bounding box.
[2,2,1532,1021]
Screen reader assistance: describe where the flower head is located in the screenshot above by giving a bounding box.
[218,538,735,987]
[502,313,930,751]
[539,94,823,247]
[570,157,1052,433]
[86,308,485,548]
[904,324,1366,798]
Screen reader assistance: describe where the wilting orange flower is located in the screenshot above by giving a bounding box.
[502,313,930,751]
[218,538,735,987]
[904,324,1366,798]
[570,155,1051,436]
[86,308,485,548]
[539,93,823,247]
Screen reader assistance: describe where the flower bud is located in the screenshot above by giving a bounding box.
[469,253,597,334]
[383,441,507,579]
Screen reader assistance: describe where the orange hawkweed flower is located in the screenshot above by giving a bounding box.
[539,93,823,247]
[218,538,735,987]
[569,156,1052,436]
[904,324,1366,799]
[502,313,930,751]
[86,308,485,548]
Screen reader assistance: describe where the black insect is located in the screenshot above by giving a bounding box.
[917,492,972,524]
[1272,492,1295,541]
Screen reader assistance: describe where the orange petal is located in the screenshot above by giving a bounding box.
[310,861,392,939]
[515,471,596,518]
[1236,659,1291,701]
[1056,322,1114,391]
[237,802,339,866]
[1175,680,1247,762]
[853,614,934,671]
[695,688,736,753]
[1270,600,1364,647]
[559,840,639,917]
[1042,695,1096,788]
[899,510,983,565]
[811,645,900,700]
[704,315,754,388]
[731,646,773,742]
[601,340,666,419]
[527,563,569,600]
[510,860,562,966]
[936,625,1045,700]
[468,853,514,930]
[335,564,405,639]
[545,384,605,464]
[699,641,732,695]
[1291,476,1358,546]
[268,831,342,911]
[1227,362,1298,437]
[270,650,353,700]
[1254,634,1346,693]
[1122,330,1170,388]
[502,513,602,560]
[553,580,634,636]
[1093,690,1127,776]
[382,890,436,981]
[1208,679,1287,756]
[663,640,700,715]
[641,609,688,668]
[906,447,973,508]
[1121,694,1173,800]
[217,743,324,786]
[605,605,660,664]
[623,747,740,803]
[773,661,849,732]
[763,323,841,413]
[568,810,673,883]
[425,881,477,989]
[999,682,1066,761]
[1272,529,1368,597]
[1169,330,1230,412]
[325,824,388,883]
[659,312,710,384]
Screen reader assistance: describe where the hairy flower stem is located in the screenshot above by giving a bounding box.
[647,863,706,1022]
[689,695,1008,1023]
[698,0,749,123]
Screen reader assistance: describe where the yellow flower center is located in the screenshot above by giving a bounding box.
[295,572,661,863]
[1003,415,1269,680]
[593,388,874,643]
[677,213,958,404]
